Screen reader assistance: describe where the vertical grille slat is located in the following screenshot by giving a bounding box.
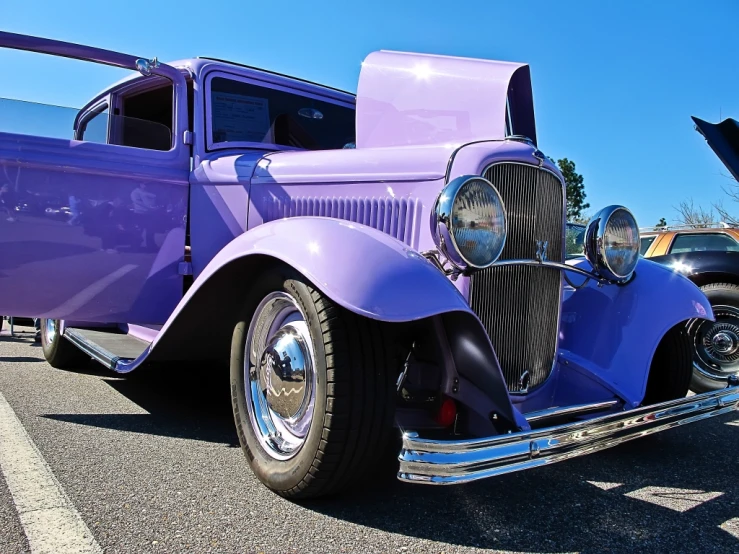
[262,195,417,246]
[469,163,565,392]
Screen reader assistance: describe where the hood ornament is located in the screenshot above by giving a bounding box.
[536,240,549,262]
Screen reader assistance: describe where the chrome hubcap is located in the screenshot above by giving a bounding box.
[244,292,316,460]
[689,305,739,381]
[44,319,58,345]
[711,330,738,355]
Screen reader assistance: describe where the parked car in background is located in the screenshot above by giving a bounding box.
[642,224,739,392]
[1,32,737,501]
[636,112,739,393]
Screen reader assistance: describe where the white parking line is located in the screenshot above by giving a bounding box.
[0,392,101,554]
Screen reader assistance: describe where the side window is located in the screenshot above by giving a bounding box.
[669,233,739,254]
[73,77,184,152]
[640,236,656,255]
[76,104,109,143]
[116,82,174,151]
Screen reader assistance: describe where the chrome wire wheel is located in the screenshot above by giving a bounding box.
[688,304,739,382]
[244,292,317,461]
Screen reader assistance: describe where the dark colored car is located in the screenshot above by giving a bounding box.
[647,230,739,392]
[642,115,739,392]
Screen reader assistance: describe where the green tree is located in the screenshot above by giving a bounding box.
[558,158,590,221]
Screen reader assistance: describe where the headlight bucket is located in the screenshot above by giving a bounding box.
[431,175,507,271]
[584,205,640,282]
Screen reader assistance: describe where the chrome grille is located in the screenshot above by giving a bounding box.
[469,162,565,392]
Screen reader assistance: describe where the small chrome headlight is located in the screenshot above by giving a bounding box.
[584,205,640,282]
[432,175,507,271]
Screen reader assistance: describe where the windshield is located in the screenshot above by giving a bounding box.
[209,77,355,150]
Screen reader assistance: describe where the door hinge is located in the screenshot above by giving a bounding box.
[178,262,193,276]
[183,130,194,145]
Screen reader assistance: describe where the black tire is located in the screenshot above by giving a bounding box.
[643,323,693,404]
[688,282,739,393]
[230,269,395,499]
[40,319,88,369]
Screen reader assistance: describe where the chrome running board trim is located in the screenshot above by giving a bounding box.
[524,400,620,424]
[398,385,739,484]
[64,328,128,370]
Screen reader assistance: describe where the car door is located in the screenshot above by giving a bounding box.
[0,32,190,324]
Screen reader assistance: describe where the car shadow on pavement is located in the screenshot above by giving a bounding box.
[309,419,739,553]
[37,356,739,552]
[0,356,45,363]
[44,363,240,447]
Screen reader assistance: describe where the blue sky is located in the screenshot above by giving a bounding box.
[2,0,738,227]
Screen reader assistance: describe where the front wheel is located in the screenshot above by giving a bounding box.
[230,270,395,499]
[687,283,739,393]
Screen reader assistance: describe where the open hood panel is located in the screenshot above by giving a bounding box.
[356,50,537,149]
[692,115,739,181]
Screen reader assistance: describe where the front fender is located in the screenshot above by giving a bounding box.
[142,217,517,427]
[200,217,471,321]
[560,257,713,406]
[147,217,473,361]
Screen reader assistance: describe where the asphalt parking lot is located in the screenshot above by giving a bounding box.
[1,325,737,554]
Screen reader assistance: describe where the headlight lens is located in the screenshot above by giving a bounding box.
[584,205,639,281]
[432,176,507,270]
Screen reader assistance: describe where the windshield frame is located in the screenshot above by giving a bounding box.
[204,70,356,153]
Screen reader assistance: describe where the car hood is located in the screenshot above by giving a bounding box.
[692,116,739,181]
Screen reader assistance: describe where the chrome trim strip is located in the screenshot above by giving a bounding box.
[491,258,607,284]
[524,400,620,423]
[398,384,739,484]
[63,328,127,370]
[444,139,501,183]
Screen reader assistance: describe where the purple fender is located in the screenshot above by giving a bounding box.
[559,257,713,406]
[139,216,519,428]
[189,216,470,322]
[146,217,473,362]
[139,217,517,426]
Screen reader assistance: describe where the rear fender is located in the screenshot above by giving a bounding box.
[560,257,713,406]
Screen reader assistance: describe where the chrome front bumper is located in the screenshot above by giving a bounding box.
[398,384,739,484]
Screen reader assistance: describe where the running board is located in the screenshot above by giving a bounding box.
[64,327,150,370]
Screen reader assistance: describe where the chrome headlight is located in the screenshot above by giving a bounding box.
[431,175,507,271]
[584,205,640,282]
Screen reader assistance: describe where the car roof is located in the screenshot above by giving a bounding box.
[641,226,739,236]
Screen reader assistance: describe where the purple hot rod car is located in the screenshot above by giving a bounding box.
[1,32,737,500]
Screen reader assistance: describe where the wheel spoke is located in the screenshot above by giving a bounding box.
[691,304,739,380]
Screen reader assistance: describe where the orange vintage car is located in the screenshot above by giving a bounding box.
[640,225,739,257]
